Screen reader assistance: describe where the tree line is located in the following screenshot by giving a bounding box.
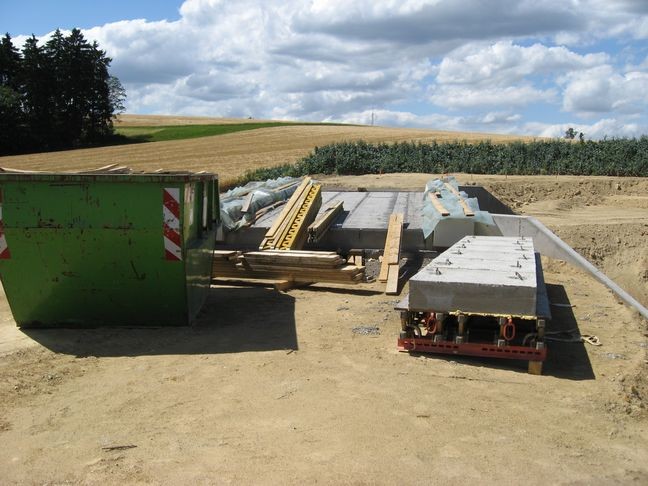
[0,29,125,155]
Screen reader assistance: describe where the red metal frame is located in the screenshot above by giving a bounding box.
[397,338,547,361]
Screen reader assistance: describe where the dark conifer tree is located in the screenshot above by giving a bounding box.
[0,34,23,152]
[0,28,126,155]
[21,35,53,148]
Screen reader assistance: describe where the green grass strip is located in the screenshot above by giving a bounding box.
[115,122,345,143]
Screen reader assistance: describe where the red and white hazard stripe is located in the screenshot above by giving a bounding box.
[162,187,182,261]
[0,189,10,259]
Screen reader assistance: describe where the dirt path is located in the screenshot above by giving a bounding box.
[1,174,647,484]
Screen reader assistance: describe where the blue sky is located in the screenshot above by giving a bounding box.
[1,1,181,34]
[3,0,648,139]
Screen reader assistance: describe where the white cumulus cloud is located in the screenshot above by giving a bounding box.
[12,0,645,137]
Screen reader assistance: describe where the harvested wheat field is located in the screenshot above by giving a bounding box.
[0,121,535,186]
[0,158,647,484]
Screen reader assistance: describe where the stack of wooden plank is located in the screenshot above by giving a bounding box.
[260,177,322,251]
[212,249,365,285]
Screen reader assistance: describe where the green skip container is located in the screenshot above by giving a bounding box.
[0,171,219,327]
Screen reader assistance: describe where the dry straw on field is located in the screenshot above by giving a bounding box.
[0,119,534,185]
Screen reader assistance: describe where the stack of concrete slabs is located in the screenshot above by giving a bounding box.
[407,235,541,318]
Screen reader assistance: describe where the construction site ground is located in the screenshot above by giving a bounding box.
[1,173,647,485]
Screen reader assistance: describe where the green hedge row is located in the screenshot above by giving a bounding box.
[240,137,648,184]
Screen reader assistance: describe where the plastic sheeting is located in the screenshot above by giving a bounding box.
[422,176,494,239]
[220,177,301,231]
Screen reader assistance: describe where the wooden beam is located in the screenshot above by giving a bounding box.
[385,264,400,295]
[428,192,450,216]
[241,192,254,213]
[261,177,311,244]
[378,213,404,282]
[443,182,474,217]
[213,250,239,260]
[212,248,365,285]
[275,184,322,250]
[307,200,344,243]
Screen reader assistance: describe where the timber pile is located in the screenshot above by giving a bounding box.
[212,249,365,285]
[260,177,322,250]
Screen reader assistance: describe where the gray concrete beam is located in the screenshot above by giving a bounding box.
[409,236,538,317]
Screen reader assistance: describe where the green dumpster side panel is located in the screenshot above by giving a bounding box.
[185,233,215,323]
[0,174,218,327]
[184,180,216,323]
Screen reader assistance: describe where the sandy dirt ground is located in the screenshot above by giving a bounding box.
[1,173,647,485]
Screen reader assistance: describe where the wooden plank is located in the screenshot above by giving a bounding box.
[255,250,339,257]
[239,263,363,275]
[244,250,342,259]
[428,192,450,216]
[443,181,461,196]
[267,182,319,250]
[215,261,363,278]
[458,198,475,217]
[213,250,365,285]
[378,213,404,282]
[277,184,322,250]
[213,250,238,260]
[386,213,404,265]
[243,253,343,264]
[274,279,295,292]
[307,200,344,243]
[243,257,343,265]
[385,264,400,295]
[213,269,363,284]
[243,259,345,270]
[241,192,254,213]
[261,177,311,243]
[443,182,475,217]
[271,180,301,193]
[251,200,286,223]
[528,361,543,375]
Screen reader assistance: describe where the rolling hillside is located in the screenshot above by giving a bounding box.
[0,116,536,185]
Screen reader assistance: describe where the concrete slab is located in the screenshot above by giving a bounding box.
[228,190,428,251]
[226,189,495,251]
[254,191,424,231]
[432,218,475,247]
[408,236,538,317]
